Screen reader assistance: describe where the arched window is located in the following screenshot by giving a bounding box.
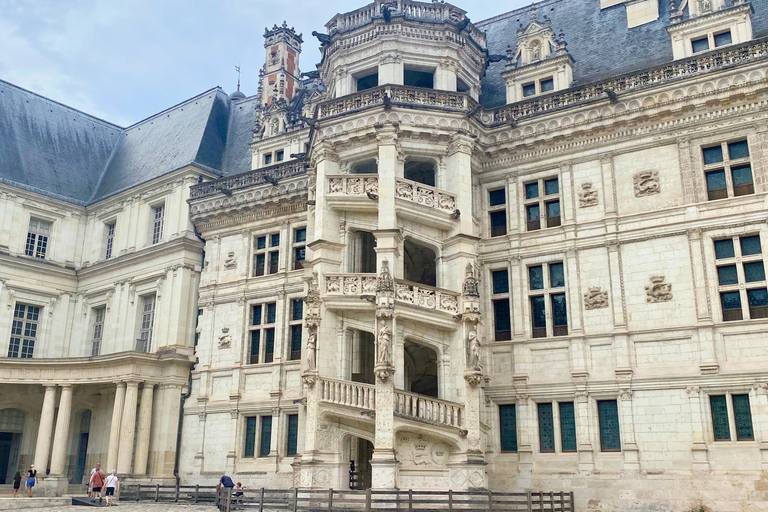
[404,159,436,187]
[404,239,437,287]
[404,341,439,398]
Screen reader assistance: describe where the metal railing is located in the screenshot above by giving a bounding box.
[189,159,308,200]
[394,389,463,429]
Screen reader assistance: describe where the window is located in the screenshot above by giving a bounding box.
[488,188,507,237]
[540,78,554,93]
[528,262,567,338]
[357,72,378,92]
[260,416,273,457]
[286,414,299,456]
[151,205,164,245]
[537,401,577,453]
[703,139,753,200]
[276,150,284,162]
[522,82,536,97]
[403,159,436,187]
[136,295,156,352]
[249,303,276,364]
[524,177,560,231]
[293,228,306,270]
[538,403,555,453]
[243,416,272,457]
[691,36,710,53]
[597,399,621,452]
[714,30,732,47]
[521,77,555,98]
[25,218,51,259]
[491,269,511,341]
[105,222,116,259]
[499,404,518,452]
[91,307,105,356]
[264,153,272,166]
[710,394,754,441]
[714,235,766,321]
[8,303,40,358]
[244,417,257,457]
[404,68,434,89]
[253,233,280,276]
[559,402,577,452]
[289,299,303,361]
[353,160,378,174]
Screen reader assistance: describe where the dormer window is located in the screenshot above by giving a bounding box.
[521,76,555,99]
[667,4,753,60]
[523,83,536,98]
[714,30,732,47]
[691,36,710,53]
[541,78,554,93]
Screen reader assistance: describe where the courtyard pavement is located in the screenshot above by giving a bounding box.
[2,502,217,512]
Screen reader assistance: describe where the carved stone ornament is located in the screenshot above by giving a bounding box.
[578,182,599,207]
[218,327,232,349]
[464,371,482,387]
[462,263,480,298]
[645,275,673,303]
[306,329,317,371]
[467,329,482,371]
[633,170,661,197]
[377,324,392,366]
[223,251,238,270]
[583,287,609,310]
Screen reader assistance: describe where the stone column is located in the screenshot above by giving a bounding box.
[117,381,139,475]
[148,384,182,480]
[107,383,126,472]
[687,386,710,471]
[574,391,594,472]
[49,385,74,476]
[133,383,155,476]
[34,385,58,471]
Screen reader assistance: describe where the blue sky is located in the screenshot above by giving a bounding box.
[0,0,529,126]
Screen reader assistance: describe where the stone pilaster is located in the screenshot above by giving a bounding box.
[117,381,139,475]
[133,383,155,476]
[686,386,710,471]
[619,389,640,471]
[107,382,126,472]
[33,385,57,472]
[49,385,73,476]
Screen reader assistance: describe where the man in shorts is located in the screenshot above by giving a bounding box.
[89,465,107,501]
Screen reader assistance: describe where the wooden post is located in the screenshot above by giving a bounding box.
[539,491,544,512]
[569,491,574,512]
[448,490,453,511]
[259,488,265,512]
[194,484,199,503]
[175,482,180,502]
[409,489,413,512]
[487,490,493,512]
[226,487,232,512]
[328,488,334,511]
[559,491,564,511]
[155,483,160,502]
[293,488,299,512]
[136,484,141,502]
[365,488,372,512]
[526,491,532,512]
[550,491,555,512]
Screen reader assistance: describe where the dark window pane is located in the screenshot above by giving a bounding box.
[266,303,277,324]
[489,189,506,206]
[715,239,735,259]
[290,325,302,360]
[490,211,507,237]
[549,263,565,288]
[559,402,577,452]
[529,266,544,290]
[531,296,546,338]
[295,228,306,243]
[265,329,275,363]
[748,289,768,319]
[250,331,260,364]
[598,400,621,451]
[706,170,727,200]
[714,30,732,47]
[493,299,511,341]
[744,262,765,282]
[721,291,743,321]
[357,73,378,91]
[404,69,434,89]
[252,305,262,325]
[546,201,561,227]
[259,416,272,457]
[255,254,265,276]
[527,204,540,221]
[731,165,754,196]
[244,417,257,457]
[492,270,509,295]
[294,248,306,269]
[257,236,266,250]
[552,294,568,336]
[741,235,762,256]
[717,265,739,286]
[544,178,559,196]
[692,36,709,53]
[710,395,730,440]
[728,140,749,160]
[703,145,723,165]
[264,154,272,165]
[271,234,280,247]
[732,394,754,441]
[523,83,536,97]
[525,182,539,199]
[540,78,554,93]
[287,414,299,456]
[499,405,517,452]
[538,403,555,452]
[292,299,303,320]
[269,251,279,273]
[276,150,284,162]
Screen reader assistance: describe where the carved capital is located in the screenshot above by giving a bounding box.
[686,386,700,398]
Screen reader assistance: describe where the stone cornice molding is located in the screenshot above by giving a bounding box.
[667,3,753,33]
[193,201,308,232]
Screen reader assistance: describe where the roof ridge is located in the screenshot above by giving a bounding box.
[475,0,562,27]
[124,86,226,130]
[0,79,124,130]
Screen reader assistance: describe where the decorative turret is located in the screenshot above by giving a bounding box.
[261,22,303,106]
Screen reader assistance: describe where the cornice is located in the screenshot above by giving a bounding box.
[193,201,308,233]
[666,3,753,33]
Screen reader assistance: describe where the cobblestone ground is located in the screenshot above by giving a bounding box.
[5,502,217,512]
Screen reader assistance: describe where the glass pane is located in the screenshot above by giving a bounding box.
[531,296,546,328]
[526,204,540,221]
[259,416,272,457]
[551,294,568,329]
[732,394,754,441]
[490,211,507,237]
[252,305,262,325]
[731,165,753,185]
[747,288,768,307]
[721,291,742,310]
[499,405,517,452]
[492,270,509,294]
[714,30,732,47]
[270,234,280,247]
[740,235,761,256]
[295,229,306,243]
[538,403,555,452]
[523,83,536,97]
[244,417,257,457]
[559,402,577,452]
[714,239,735,259]
[549,263,565,288]
[525,182,539,199]
[597,400,621,451]
[692,37,710,53]
[291,325,302,352]
[728,140,749,160]
[541,78,554,92]
[705,170,726,191]
[292,299,304,320]
[544,178,559,195]
[710,395,730,441]
[265,329,275,363]
[266,303,277,324]
[250,331,260,363]
[744,262,765,283]
[257,236,266,250]
[546,200,560,218]
[702,145,723,165]
[489,189,506,206]
[529,266,544,290]
[717,265,738,286]
[287,415,299,456]
[493,299,511,340]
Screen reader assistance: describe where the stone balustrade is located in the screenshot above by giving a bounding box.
[327,175,379,196]
[318,85,475,119]
[394,389,463,429]
[395,178,457,212]
[189,159,307,199]
[394,279,459,314]
[325,273,378,296]
[319,377,376,410]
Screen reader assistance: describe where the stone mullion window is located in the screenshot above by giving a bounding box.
[151,205,165,245]
[91,307,105,356]
[259,416,273,457]
[537,400,577,454]
[527,262,568,338]
[136,294,156,353]
[597,399,621,452]
[249,302,277,365]
[714,234,767,321]
[523,177,560,232]
[288,298,303,361]
[253,233,280,277]
[292,227,307,270]
[25,218,52,259]
[709,392,754,442]
[499,404,518,453]
[105,222,116,259]
[490,269,512,341]
[8,303,40,358]
[702,139,753,200]
[488,187,508,238]
[286,414,299,456]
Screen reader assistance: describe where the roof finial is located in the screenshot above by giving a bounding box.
[530,3,538,22]
[235,63,241,92]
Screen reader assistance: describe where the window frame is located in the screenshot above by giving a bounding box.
[499,404,518,453]
[288,298,303,361]
[8,302,41,358]
[292,227,306,271]
[708,391,755,442]
[488,187,508,238]
[520,76,555,98]
[104,221,116,259]
[702,139,753,201]
[25,217,52,259]
[136,294,156,353]
[596,399,622,452]
[151,204,165,245]
[286,413,299,456]
[253,232,281,277]
[91,306,106,356]
[490,268,512,341]
[523,176,561,232]
[527,261,568,338]
[248,302,277,365]
[713,234,766,322]
[535,399,578,454]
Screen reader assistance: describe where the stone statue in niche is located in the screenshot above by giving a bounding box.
[467,329,482,370]
[306,330,317,371]
[223,251,238,270]
[377,324,392,366]
[218,327,232,349]
[578,182,599,207]
[645,275,673,303]
[633,170,660,197]
[584,287,609,309]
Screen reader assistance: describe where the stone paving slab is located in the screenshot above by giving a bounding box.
[4,503,217,512]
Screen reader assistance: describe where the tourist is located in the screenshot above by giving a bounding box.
[233,482,245,497]
[105,470,119,506]
[26,465,36,497]
[89,464,107,501]
[12,471,21,497]
[88,462,102,497]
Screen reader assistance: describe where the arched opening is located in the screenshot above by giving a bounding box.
[349,230,377,274]
[351,330,376,385]
[404,239,437,287]
[70,410,91,484]
[404,159,436,187]
[352,160,378,174]
[0,408,25,485]
[347,436,373,490]
[404,342,439,398]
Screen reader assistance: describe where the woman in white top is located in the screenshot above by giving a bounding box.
[105,471,119,506]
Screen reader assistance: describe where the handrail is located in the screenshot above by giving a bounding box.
[189,159,308,200]
[319,376,376,410]
[393,278,460,314]
[395,177,457,212]
[394,389,463,428]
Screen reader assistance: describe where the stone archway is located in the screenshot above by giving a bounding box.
[0,408,25,485]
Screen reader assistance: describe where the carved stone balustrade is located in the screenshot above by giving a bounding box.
[394,279,459,315]
[327,175,379,196]
[318,85,476,119]
[319,377,376,411]
[395,178,457,213]
[325,273,379,296]
[189,159,307,199]
[394,389,463,429]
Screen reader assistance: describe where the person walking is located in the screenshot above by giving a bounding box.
[25,465,37,497]
[12,471,21,497]
[89,464,107,501]
[105,471,119,506]
[88,462,102,497]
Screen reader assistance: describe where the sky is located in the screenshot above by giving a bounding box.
[0,0,530,127]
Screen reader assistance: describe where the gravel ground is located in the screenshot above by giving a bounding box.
[1,502,218,512]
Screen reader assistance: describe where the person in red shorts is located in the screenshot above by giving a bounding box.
[89,465,107,501]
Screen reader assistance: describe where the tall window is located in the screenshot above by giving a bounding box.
[136,295,156,353]
[715,234,766,321]
[710,393,754,441]
[264,153,272,166]
[105,222,116,259]
[245,417,257,457]
[537,401,577,453]
[293,228,306,270]
[597,399,621,452]
[289,299,303,361]
[491,269,511,341]
[703,139,753,200]
[8,303,40,358]
[528,262,567,338]
[253,233,280,277]
[151,205,165,245]
[276,150,284,162]
[260,416,273,457]
[488,188,507,237]
[499,404,518,452]
[91,307,105,356]
[249,303,276,364]
[25,218,51,259]
[524,177,560,231]
[286,414,299,456]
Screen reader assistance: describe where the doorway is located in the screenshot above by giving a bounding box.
[71,410,91,484]
[0,409,24,485]
[351,330,375,385]
[347,436,373,490]
[404,342,439,398]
